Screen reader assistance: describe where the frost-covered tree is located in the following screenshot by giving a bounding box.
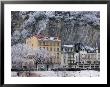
[32,48,55,70]
[11,43,55,71]
[11,11,100,49]
[11,43,33,70]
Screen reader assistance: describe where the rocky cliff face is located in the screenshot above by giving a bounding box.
[11,11,100,48]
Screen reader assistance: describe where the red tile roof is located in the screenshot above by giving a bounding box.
[33,34,61,41]
[34,34,45,39]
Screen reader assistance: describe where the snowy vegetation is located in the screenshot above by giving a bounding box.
[11,11,100,48]
[11,43,54,70]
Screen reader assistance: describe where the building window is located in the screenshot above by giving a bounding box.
[39,42,41,45]
[47,47,48,50]
[50,47,52,51]
[87,61,91,64]
[54,48,56,51]
[45,42,46,45]
[57,48,59,51]
[57,57,59,63]
[50,42,52,46]
[63,48,65,52]
[43,42,45,45]
[64,59,65,63]
[40,42,43,46]
[57,42,59,46]
[32,43,33,47]
[67,48,69,52]
[68,60,71,64]
[45,42,48,45]
[57,53,59,57]
[71,48,73,51]
[68,54,71,58]
[69,49,71,52]
[50,58,52,62]
[54,43,56,46]
[71,55,73,57]
[53,58,55,63]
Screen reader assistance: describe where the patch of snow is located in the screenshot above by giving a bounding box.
[11,70,100,77]
[85,46,94,51]
[11,72,18,77]
[45,11,55,18]
[63,45,74,47]
[37,20,47,35]
[50,37,54,40]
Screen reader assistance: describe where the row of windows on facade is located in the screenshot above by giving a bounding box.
[62,48,74,52]
[37,52,60,58]
[80,54,99,58]
[65,60,99,65]
[63,56,99,64]
[52,58,60,63]
[40,58,61,64]
[64,56,99,65]
[75,56,99,62]
[77,61,100,64]
[39,46,60,51]
[63,54,74,58]
[26,40,60,46]
[66,60,100,65]
[39,41,60,46]
[68,60,74,64]
[53,53,60,58]
[64,53,99,59]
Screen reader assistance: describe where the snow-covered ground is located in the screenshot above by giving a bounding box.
[12,70,99,77]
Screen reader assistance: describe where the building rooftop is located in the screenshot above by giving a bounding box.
[34,34,61,41]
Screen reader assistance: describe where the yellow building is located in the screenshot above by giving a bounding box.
[26,35,61,65]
